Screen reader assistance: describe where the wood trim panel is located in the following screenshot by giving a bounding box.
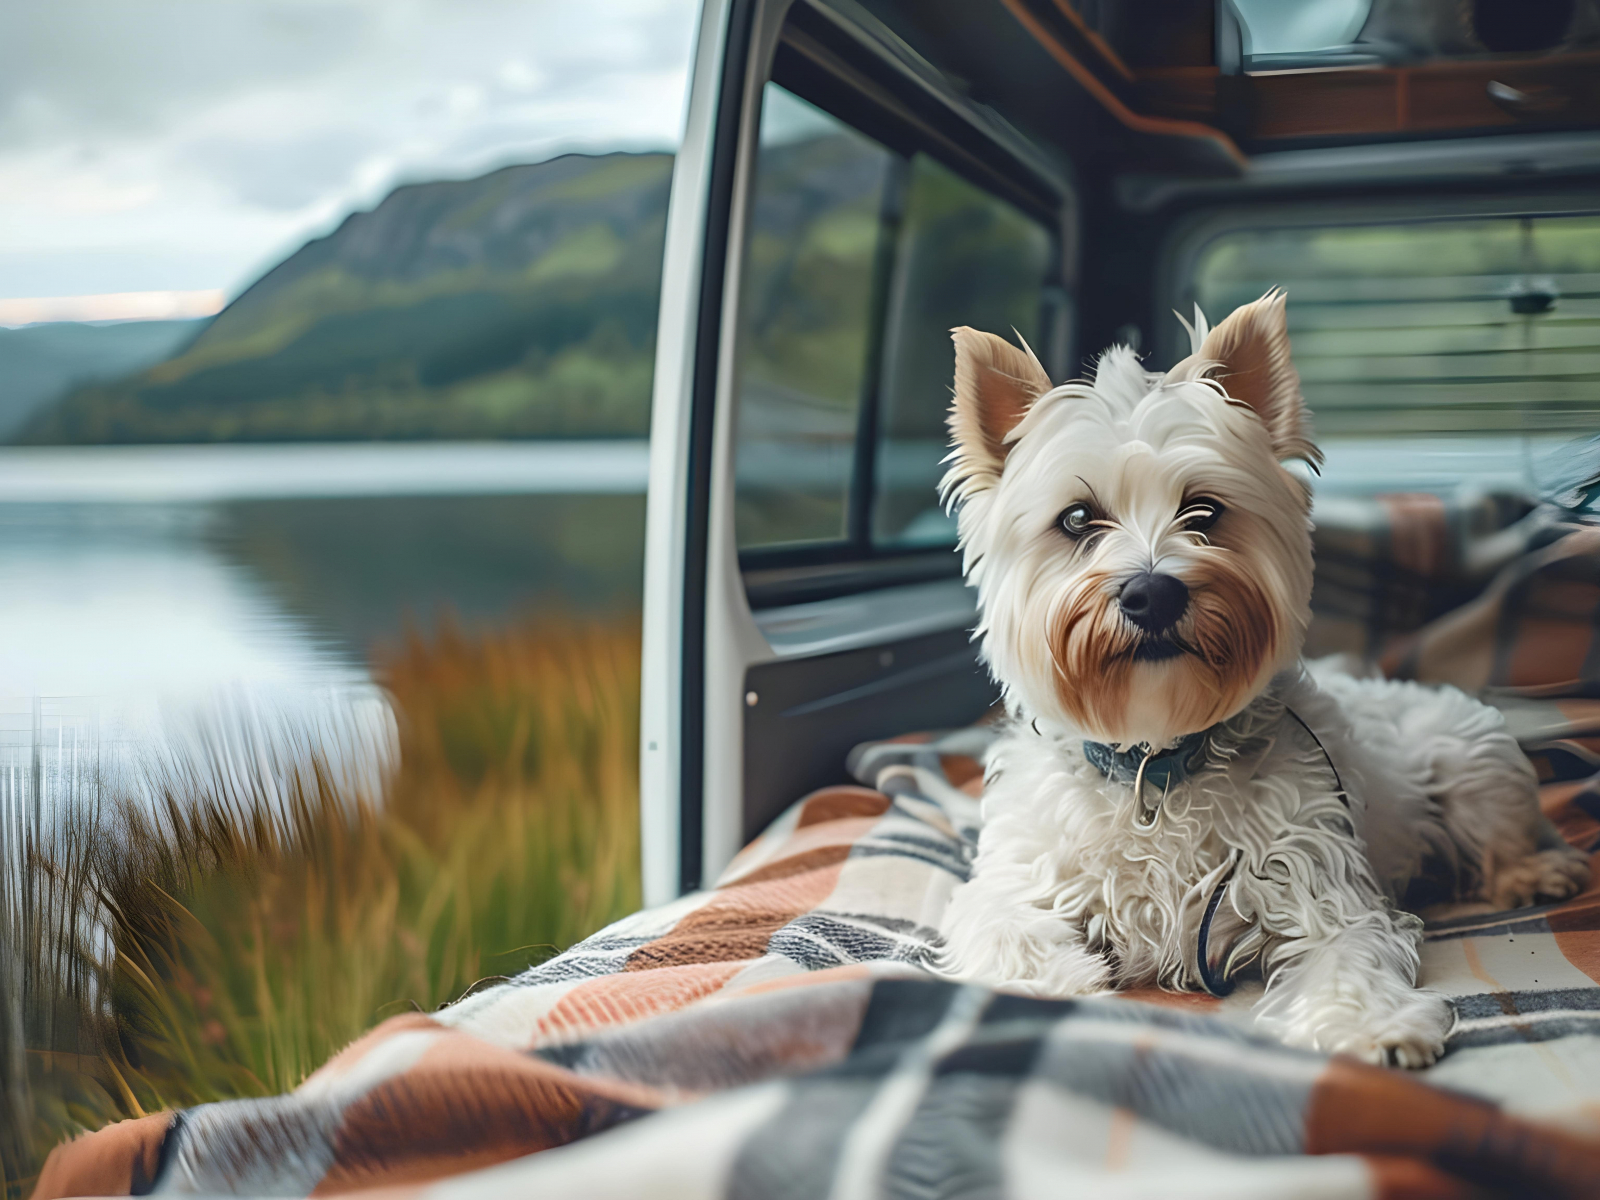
[1002,0,1248,167]
[1407,56,1600,133]
[1047,0,1137,82]
[1138,52,1600,143]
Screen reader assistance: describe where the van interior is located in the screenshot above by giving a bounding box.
[638,0,1600,902]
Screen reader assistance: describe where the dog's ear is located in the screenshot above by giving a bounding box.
[947,327,1052,495]
[1174,289,1321,467]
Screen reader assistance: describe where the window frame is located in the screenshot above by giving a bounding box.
[732,3,1074,601]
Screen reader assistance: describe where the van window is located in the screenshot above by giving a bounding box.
[733,86,897,551]
[1187,214,1600,441]
[872,155,1051,548]
[733,83,1053,559]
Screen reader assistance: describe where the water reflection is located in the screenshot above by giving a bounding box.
[0,503,352,697]
[0,446,648,816]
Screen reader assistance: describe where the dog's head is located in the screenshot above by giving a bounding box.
[945,289,1318,749]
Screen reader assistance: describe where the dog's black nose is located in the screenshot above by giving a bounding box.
[1119,572,1189,633]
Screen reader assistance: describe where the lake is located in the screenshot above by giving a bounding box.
[0,441,650,814]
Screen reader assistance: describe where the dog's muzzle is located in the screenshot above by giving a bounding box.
[1119,571,1188,634]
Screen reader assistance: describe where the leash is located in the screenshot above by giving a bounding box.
[1191,704,1348,996]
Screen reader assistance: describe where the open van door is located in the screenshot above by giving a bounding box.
[640,0,1080,901]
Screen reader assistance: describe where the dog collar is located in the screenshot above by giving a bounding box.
[1082,729,1211,794]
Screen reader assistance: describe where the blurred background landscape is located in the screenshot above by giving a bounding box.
[0,2,696,1193]
[4,151,672,444]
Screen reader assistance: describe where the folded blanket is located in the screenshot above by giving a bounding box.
[34,500,1600,1200]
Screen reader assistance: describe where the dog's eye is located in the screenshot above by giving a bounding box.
[1183,498,1224,532]
[1058,503,1095,538]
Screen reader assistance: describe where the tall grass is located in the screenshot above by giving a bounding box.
[0,615,641,1199]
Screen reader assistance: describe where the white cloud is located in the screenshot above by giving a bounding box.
[0,0,697,300]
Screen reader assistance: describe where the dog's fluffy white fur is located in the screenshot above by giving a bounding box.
[937,291,1589,1066]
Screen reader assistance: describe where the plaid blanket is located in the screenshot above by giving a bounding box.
[35,496,1600,1200]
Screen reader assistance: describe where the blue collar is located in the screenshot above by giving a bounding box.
[1081,729,1211,793]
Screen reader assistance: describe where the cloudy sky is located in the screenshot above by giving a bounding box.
[0,0,699,318]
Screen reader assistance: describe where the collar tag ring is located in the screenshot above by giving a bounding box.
[1133,745,1162,828]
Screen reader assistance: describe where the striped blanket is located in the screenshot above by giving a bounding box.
[35,495,1600,1200]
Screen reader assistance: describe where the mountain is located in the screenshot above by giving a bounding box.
[18,152,675,443]
[0,319,206,440]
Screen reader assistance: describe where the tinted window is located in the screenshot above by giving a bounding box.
[733,86,896,550]
[873,155,1051,548]
[733,84,1054,557]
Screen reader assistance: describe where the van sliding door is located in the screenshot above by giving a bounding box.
[642,0,1074,902]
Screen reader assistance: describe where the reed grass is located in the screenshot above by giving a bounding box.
[0,615,641,1199]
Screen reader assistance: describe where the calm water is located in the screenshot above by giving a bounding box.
[0,442,649,808]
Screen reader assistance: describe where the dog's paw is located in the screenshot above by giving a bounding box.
[1275,991,1454,1069]
[1489,846,1590,910]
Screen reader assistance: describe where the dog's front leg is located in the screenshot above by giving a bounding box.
[1251,907,1453,1068]
[937,867,1112,998]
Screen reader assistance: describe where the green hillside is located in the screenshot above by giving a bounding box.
[19,152,674,443]
[0,318,205,440]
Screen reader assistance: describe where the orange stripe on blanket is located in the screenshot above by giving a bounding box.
[939,755,983,790]
[1539,780,1600,857]
[719,811,885,888]
[625,860,846,971]
[1361,1154,1475,1200]
[1554,697,1600,732]
[1304,1057,1600,1195]
[724,961,905,1000]
[794,786,892,829]
[727,817,881,886]
[1548,848,1600,986]
[1551,928,1600,985]
[301,1012,444,1089]
[1113,987,1222,1013]
[1547,856,1600,984]
[1503,613,1593,691]
[32,1112,172,1200]
[313,1031,664,1195]
[533,960,747,1044]
[1377,493,1448,580]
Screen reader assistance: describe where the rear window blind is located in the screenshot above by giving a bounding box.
[1187,214,1600,438]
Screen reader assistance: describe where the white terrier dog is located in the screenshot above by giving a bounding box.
[937,290,1589,1066]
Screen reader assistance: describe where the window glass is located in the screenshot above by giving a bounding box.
[1189,215,1600,450]
[733,85,895,551]
[872,155,1051,548]
[732,83,1055,557]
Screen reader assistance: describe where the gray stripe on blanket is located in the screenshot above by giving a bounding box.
[727,1078,881,1200]
[1015,996,1318,1156]
[159,1096,340,1196]
[883,1070,1029,1197]
[1449,1011,1600,1049]
[504,935,658,987]
[726,979,966,1199]
[767,912,942,970]
[1452,986,1600,1020]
